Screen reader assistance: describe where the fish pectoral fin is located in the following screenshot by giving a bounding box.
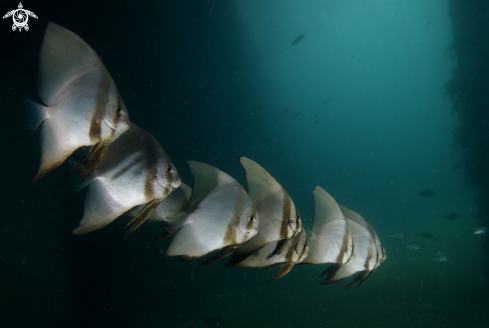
[126,199,160,235]
[269,263,294,283]
[76,142,108,178]
[266,238,288,259]
[200,245,238,267]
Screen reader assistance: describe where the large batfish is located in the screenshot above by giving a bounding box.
[25,22,131,183]
[302,186,354,276]
[73,124,181,235]
[236,229,309,283]
[160,161,260,263]
[228,157,302,266]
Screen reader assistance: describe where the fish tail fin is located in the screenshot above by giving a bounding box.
[23,98,47,133]
[72,180,126,235]
[31,119,73,183]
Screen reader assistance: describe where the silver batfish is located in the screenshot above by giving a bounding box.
[228,157,302,266]
[25,22,131,183]
[302,186,354,276]
[73,123,180,235]
[162,161,260,263]
[321,206,382,288]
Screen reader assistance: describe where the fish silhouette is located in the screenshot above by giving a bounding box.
[417,190,437,197]
[292,34,305,45]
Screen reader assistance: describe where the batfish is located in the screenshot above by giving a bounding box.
[227,157,302,266]
[25,22,131,183]
[72,124,181,235]
[320,217,377,288]
[162,161,260,263]
[302,186,354,277]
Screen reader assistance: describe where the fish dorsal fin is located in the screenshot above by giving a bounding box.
[38,22,103,105]
[186,160,237,210]
[312,186,345,232]
[240,157,283,202]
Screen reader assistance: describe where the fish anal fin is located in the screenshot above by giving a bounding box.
[200,245,238,267]
[319,262,342,278]
[32,119,73,183]
[126,199,160,235]
[269,263,294,283]
[346,270,371,289]
[266,238,288,259]
[75,142,108,178]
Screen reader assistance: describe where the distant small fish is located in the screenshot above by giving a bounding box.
[417,232,434,239]
[311,120,320,125]
[292,34,305,45]
[431,255,448,262]
[444,213,460,220]
[389,232,409,239]
[322,98,330,104]
[472,227,488,235]
[405,243,424,250]
[417,190,437,197]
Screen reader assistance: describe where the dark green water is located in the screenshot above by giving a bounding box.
[1,0,488,327]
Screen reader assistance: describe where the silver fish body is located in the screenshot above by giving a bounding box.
[431,255,448,262]
[228,157,302,265]
[320,218,377,287]
[302,186,353,268]
[26,22,130,182]
[472,227,488,235]
[72,124,180,235]
[405,243,424,250]
[389,232,409,239]
[163,161,260,262]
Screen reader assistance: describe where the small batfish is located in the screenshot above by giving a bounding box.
[162,161,260,263]
[417,190,437,197]
[236,229,309,283]
[25,22,131,183]
[72,124,181,235]
[444,213,460,220]
[228,157,302,266]
[126,183,191,224]
[472,227,488,235]
[302,187,354,274]
[320,217,377,288]
[292,34,305,45]
[431,256,448,262]
[405,243,424,250]
[417,232,434,239]
[389,231,409,239]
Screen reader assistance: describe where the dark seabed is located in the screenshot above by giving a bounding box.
[1,0,488,327]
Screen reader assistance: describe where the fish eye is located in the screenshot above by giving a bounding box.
[248,216,255,222]
[116,106,122,113]
[166,165,173,173]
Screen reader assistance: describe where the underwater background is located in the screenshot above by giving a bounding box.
[1,0,488,327]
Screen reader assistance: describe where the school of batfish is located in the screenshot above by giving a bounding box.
[25,22,386,286]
